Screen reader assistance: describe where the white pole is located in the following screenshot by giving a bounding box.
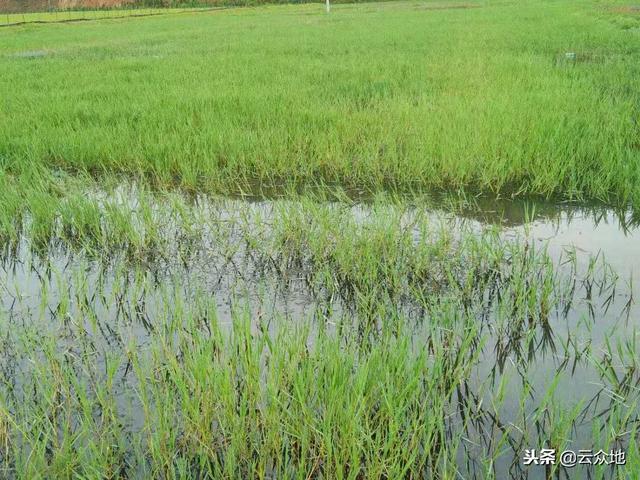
[325,0,330,13]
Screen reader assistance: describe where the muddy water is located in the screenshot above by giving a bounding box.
[0,194,638,478]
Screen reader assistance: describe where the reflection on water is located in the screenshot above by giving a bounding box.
[0,191,638,479]
[438,199,638,479]
[445,194,638,231]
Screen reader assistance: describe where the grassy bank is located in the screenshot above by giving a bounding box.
[1,0,639,206]
[0,8,204,26]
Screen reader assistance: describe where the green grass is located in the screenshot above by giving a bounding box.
[0,0,639,206]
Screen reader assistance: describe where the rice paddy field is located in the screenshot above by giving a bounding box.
[1,0,640,478]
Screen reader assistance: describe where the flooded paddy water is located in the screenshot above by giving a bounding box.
[0,187,638,479]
